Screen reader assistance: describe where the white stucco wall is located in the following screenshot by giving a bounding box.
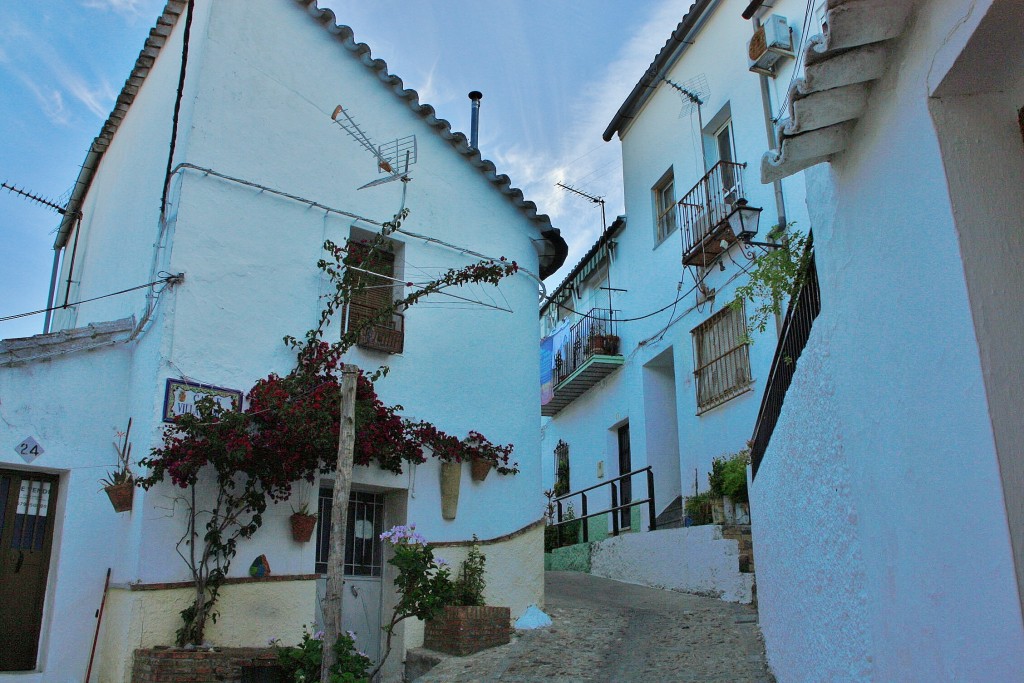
[542,0,809,530]
[752,1,1024,680]
[3,1,554,679]
[0,343,135,682]
[590,525,754,603]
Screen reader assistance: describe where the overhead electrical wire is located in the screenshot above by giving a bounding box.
[0,274,183,324]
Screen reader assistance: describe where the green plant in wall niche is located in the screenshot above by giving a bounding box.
[729,224,810,338]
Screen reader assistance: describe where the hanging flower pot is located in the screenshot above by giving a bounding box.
[470,458,493,482]
[104,481,134,513]
[440,461,462,520]
[290,512,317,542]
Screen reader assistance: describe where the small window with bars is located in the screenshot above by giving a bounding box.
[315,488,385,576]
[653,169,676,243]
[553,440,570,496]
[691,304,753,413]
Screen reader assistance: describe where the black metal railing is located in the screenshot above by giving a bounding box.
[550,466,656,545]
[679,160,747,267]
[552,308,620,385]
[750,246,820,479]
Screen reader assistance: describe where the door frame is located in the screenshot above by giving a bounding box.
[0,467,60,672]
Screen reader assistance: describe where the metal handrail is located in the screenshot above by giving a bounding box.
[750,238,819,479]
[550,466,656,545]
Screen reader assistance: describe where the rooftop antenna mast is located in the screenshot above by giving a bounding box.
[556,182,606,233]
[1,181,67,215]
[663,75,710,171]
[556,182,618,313]
[331,104,418,191]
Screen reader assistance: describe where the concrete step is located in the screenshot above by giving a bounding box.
[654,495,684,529]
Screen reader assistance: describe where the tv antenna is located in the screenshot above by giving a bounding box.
[331,104,418,190]
[556,182,606,233]
[663,74,709,118]
[663,74,710,170]
[1,181,67,215]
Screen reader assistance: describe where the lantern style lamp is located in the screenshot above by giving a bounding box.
[726,199,762,241]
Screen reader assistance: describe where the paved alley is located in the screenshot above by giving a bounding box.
[413,572,773,682]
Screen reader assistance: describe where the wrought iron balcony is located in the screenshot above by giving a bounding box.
[679,160,748,267]
[542,308,623,417]
[347,301,405,354]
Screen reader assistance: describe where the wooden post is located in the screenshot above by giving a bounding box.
[321,365,358,681]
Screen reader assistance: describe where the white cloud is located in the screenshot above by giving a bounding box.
[81,0,146,17]
[2,17,118,123]
[487,0,683,286]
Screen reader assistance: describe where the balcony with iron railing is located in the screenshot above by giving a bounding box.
[542,307,623,417]
[679,160,748,267]
[347,301,405,354]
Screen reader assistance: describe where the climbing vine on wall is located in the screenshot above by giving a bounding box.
[139,210,519,646]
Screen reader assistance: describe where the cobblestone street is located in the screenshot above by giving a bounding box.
[413,572,773,682]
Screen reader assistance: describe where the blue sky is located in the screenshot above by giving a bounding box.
[0,0,679,339]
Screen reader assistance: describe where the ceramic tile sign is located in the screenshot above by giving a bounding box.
[14,436,44,464]
[162,378,243,423]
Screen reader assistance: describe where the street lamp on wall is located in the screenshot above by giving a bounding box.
[727,198,781,251]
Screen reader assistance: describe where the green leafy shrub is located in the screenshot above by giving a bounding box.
[274,626,371,683]
[684,491,714,526]
[708,449,751,503]
[453,536,486,607]
[730,225,811,337]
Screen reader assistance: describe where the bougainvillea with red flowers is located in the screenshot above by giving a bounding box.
[138,209,519,646]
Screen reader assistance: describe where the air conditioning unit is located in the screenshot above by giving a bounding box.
[748,15,794,76]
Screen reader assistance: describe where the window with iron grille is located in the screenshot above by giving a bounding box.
[315,488,385,576]
[553,440,570,496]
[691,304,752,413]
[653,168,676,243]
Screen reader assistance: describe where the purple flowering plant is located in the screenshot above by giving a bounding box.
[369,524,456,679]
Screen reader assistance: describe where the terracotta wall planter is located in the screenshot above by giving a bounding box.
[290,513,317,542]
[470,458,493,482]
[105,482,134,513]
[423,605,511,656]
[440,462,461,520]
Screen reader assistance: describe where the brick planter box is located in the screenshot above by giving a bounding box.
[132,647,281,683]
[423,605,511,656]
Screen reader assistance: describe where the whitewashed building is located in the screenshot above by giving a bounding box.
[540,0,810,552]
[743,0,1024,679]
[0,1,566,681]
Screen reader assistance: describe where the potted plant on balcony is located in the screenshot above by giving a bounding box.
[290,503,318,542]
[588,323,606,355]
[100,419,135,513]
[602,333,620,355]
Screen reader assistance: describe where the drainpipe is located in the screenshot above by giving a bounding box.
[468,91,482,150]
[753,16,789,338]
[42,247,62,333]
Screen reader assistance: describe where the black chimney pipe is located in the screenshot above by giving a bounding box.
[468,91,482,150]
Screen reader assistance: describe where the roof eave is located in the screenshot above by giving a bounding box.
[602,0,716,142]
